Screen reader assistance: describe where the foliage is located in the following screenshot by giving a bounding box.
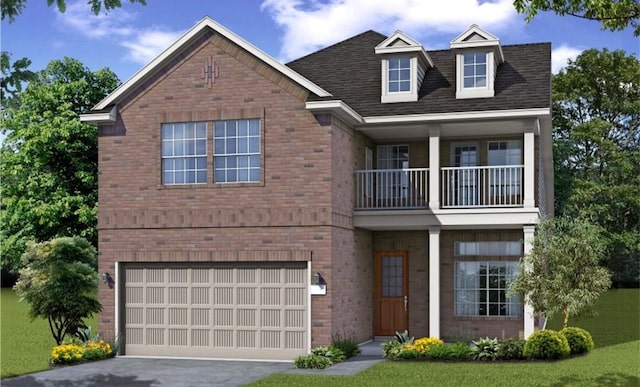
[497,338,526,360]
[471,337,500,361]
[394,330,414,344]
[406,337,444,355]
[551,49,640,287]
[1,58,120,276]
[13,237,101,345]
[513,0,640,35]
[331,337,361,358]
[508,217,612,327]
[2,0,147,23]
[560,327,595,355]
[423,342,473,361]
[1,52,35,111]
[50,343,84,365]
[310,346,346,363]
[293,354,333,369]
[381,339,403,360]
[523,330,571,360]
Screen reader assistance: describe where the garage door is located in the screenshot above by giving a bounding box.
[122,262,308,360]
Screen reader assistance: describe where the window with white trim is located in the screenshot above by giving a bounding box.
[455,261,521,317]
[214,119,261,183]
[463,53,487,88]
[161,122,207,185]
[388,57,411,93]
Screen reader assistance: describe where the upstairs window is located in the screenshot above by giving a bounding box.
[161,122,207,185]
[214,119,261,183]
[463,53,487,89]
[388,57,411,93]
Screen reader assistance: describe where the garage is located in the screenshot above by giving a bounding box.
[121,262,309,360]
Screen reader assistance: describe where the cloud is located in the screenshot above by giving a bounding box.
[552,44,583,73]
[261,0,518,61]
[57,1,183,65]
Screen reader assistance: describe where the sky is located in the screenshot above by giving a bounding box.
[1,0,638,85]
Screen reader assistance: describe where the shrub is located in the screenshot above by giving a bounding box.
[422,343,453,360]
[311,346,346,363]
[331,337,361,358]
[523,330,571,360]
[447,342,474,360]
[294,354,333,369]
[51,343,84,365]
[497,338,526,360]
[560,327,595,355]
[381,340,402,360]
[471,337,499,361]
[397,347,419,360]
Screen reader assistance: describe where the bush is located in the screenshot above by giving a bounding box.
[294,354,333,369]
[471,337,499,361]
[51,343,84,365]
[523,330,571,360]
[311,345,346,363]
[497,338,526,360]
[331,337,361,358]
[446,342,474,360]
[412,337,444,354]
[381,340,402,360]
[560,327,595,355]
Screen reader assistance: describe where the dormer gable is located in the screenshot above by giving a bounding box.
[375,31,433,103]
[450,24,504,99]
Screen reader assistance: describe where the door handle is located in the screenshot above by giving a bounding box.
[404,295,408,312]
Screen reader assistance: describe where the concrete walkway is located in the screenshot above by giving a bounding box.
[2,340,386,387]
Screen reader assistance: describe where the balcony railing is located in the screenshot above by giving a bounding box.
[354,168,428,209]
[441,165,524,208]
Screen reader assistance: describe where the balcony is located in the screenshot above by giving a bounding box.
[354,165,524,210]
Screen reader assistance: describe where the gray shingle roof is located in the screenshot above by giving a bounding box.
[286,30,551,117]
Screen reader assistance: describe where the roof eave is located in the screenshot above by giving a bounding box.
[305,100,364,126]
[79,106,117,125]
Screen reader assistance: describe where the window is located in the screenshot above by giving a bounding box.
[454,241,522,256]
[463,53,487,88]
[161,122,207,185]
[388,57,411,93]
[377,145,409,199]
[455,261,521,317]
[214,119,260,183]
[488,141,522,197]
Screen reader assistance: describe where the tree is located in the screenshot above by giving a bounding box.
[552,49,640,287]
[0,58,119,276]
[13,237,101,345]
[509,217,612,327]
[513,0,640,36]
[2,0,147,23]
[1,52,35,111]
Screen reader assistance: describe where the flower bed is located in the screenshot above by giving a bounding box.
[51,339,114,366]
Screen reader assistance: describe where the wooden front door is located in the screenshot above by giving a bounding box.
[374,251,409,336]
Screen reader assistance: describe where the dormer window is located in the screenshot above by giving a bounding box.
[451,25,504,99]
[375,31,433,103]
[388,57,411,93]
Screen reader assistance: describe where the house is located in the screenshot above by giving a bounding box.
[80,16,553,361]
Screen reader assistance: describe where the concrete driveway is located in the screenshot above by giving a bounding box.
[2,357,295,387]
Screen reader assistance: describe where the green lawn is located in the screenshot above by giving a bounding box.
[250,289,640,387]
[0,288,97,379]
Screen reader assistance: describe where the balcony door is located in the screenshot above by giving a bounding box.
[451,142,479,206]
[377,145,409,200]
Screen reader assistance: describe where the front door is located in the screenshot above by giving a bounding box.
[374,251,409,336]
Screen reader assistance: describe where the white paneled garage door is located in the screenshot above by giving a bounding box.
[122,262,308,360]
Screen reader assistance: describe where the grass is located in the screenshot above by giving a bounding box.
[0,288,97,379]
[250,289,640,387]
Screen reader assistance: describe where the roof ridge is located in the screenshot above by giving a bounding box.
[286,30,387,65]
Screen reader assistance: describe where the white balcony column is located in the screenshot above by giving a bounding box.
[523,128,535,208]
[429,226,441,338]
[428,129,440,209]
[523,225,536,338]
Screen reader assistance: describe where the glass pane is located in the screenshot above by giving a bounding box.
[162,158,174,171]
[163,171,173,185]
[464,78,474,88]
[249,120,260,136]
[196,122,206,138]
[238,156,248,168]
[174,140,184,156]
[464,54,474,64]
[476,77,486,87]
[174,124,184,138]
[389,59,399,69]
[389,82,399,92]
[249,138,260,154]
[464,66,474,76]
[162,141,172,156]
[214,122,225,137]
[238,138,248,153]
[238,120,248,136]
[215,139,225,154]
[249,155,260,168]
[185,124,195,139]
[238,169,248,182]
[227,157,237,168]
[185,171,195,183]
[161,124,172,139]
[196,170,207,183]
[186,158,195,169]
[214,156,225,169]
[215,169,225,182]
[399,58,410,68]
[249,169,260,181]
[226,139,236,153]
[226,170,237,182]
[389,71,399,81]
[475,53,486,64]
[174,172,185,184]
[196,139,206,155]
[175,158,184,171]
[477,65,486,76]
[399,81,410,91]
[227,123,236,136]
[197,157,207,169]
[186,140,195,155]
[400,69,410,80]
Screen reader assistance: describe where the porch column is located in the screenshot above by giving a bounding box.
[523,128,535,208]
[523,225,536,338]
[428,129,440,209]
[429,226,440,338]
